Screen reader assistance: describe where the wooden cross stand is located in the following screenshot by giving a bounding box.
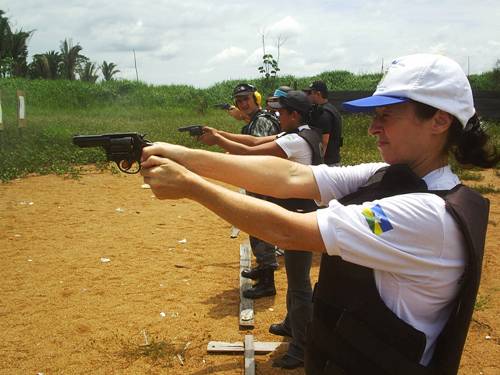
[206,241,285,375]
[207,335,285,375]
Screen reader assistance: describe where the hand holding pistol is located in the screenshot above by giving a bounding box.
[178,125,204,137]
[72,132,152,174]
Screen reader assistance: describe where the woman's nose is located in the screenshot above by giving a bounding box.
[369,118,382,135]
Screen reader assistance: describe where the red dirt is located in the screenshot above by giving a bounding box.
[0,168,498,374]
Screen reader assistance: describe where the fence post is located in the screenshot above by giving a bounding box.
[0,90,3,150]
[17,90,27,129]
[0,89,3,131]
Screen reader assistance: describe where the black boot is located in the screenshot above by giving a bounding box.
[241,266,265,280]
[242,268,276,299]
[272,354,304,369]
[269,322,292,337]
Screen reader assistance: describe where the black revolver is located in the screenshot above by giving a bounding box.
[73,132,152,174]
[178,125,204,137]
[213,103,233,110]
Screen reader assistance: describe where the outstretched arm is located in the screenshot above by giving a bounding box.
[213,130,276,146]
[141,143,321,201]
[205,133,287,158]
[141,155,326,253]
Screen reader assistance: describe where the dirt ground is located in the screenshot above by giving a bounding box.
[0,167,498,375]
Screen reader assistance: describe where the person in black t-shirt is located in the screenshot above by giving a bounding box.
[304,80,343,165]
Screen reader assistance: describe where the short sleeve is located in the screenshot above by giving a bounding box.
[315,192,462,276]
[311,163,387,205]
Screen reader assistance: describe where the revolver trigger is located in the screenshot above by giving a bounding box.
[118,160,140,174]
[119,160,131,170]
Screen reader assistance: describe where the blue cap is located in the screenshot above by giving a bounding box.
[342,95,408,112]
[273,89,289,98]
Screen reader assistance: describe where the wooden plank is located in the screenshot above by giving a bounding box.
[17,90,27,128]
[0,90,3,130]
[230,189,246,238]
[230,226,240,238]
[207,340,285,354]
[244,335,255,375]
[239,241,254,328]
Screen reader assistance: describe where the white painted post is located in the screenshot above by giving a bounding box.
[17,90,27,128]
[244,335,255,375]
[0,90,3,131]
[240,241,254,328]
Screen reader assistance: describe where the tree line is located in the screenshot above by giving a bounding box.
[0,10,119,82]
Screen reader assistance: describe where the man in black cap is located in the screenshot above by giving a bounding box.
[221,83,281,299]
[231,83,280,136]
[304,80,343,166]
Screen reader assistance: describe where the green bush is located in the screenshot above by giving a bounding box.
[0,73,498,182]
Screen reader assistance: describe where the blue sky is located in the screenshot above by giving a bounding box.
[3,0,500,87]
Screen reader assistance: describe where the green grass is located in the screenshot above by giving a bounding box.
[474,293,490,311]
[0,109,381,181]
[470,184,500,194]
[0,77,498,182]
[456,169,484,181]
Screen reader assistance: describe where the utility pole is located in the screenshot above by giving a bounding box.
[467,56,470,76]
[133,49,139,82]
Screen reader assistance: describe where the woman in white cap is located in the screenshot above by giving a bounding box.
[140,54,499,374]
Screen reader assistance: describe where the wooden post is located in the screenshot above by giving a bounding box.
[230,189,246,238]
[17,90,27,128]
[0,89,3,131]
[0,90,3,151]
[240,242,254,328]
[244,335,255,375]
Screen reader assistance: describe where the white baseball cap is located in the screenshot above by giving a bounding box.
[343,54,475,127]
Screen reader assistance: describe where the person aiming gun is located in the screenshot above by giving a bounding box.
[208,83,282,301]
[140,54,498,374]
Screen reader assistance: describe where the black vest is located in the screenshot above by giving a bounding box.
[322,102,343,164]
[269,126,323,213]
[306,164,489,375]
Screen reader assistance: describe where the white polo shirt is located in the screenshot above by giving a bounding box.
[311,163,466,365]
[275,125,314,165]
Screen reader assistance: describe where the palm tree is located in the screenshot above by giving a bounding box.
[0,12,34,77]
[59,38,84,80]
[79,61,99,83]
[10,29,33,76]
[0,10,12,61]
[29,50,61,79]
[29,53,49,78]
[101,60,120,81]
[44,50,62,79]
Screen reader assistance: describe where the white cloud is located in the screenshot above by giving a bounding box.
[208,47,247,64]
[428,43,449,56]
[153,43,180,61]
[267,16,303,38]
[3,0,500,87]
[200,67,215,74]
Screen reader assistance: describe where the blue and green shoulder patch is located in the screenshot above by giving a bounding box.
[362,204,393,235]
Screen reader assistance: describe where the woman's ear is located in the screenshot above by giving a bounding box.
[431,110,453,134]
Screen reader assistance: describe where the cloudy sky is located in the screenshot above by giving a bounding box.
[4,0,500,88]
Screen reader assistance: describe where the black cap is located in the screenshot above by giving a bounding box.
[304,80,328,96]
[268,90,312,114]
[233,83,256,97]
